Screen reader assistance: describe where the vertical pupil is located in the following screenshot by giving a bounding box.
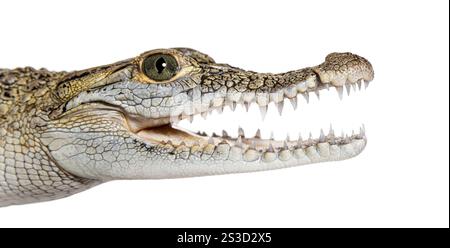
[155,57,167,73]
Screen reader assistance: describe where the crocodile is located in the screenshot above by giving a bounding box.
[0,48,374,207]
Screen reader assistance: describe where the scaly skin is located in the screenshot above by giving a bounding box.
[0,48,374,207]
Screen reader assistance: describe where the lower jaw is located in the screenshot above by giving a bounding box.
[135,123,367,164]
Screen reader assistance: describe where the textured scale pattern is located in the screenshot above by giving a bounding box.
[0,68,98,207]
[0,48,374,207]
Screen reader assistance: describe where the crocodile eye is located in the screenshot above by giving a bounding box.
[142,54,179,81]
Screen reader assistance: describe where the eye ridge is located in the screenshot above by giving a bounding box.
[142,54,178,81]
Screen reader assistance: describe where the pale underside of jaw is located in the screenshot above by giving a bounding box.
[133,77,371,163]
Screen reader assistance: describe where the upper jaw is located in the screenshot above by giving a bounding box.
[137,52,374,124]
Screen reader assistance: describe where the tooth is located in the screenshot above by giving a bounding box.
[302,92,310,103]
[325,84,330,91]
[328,125,335,136]
[270,131,274,140]
[267,143,275,152]
[328,129,335,143]
[286,134,291,142]
[308,132,313,143]
[351,130,355,137]
[289,97,298,110]
[344,135,350,143]
[259,105,268,120]
[357,80,362,90]
[283,140,289,149]
[341,130,345,138]
[314,90,320,99]
[319,129,325,142]
[254,129,261,139]
[189,115,194,123]
[238,126,245,137]
[230,101,237,111]
[345,84,351,96]
[244,102,250,112]
[216,106,223,114]
[276,101,284,115]
[297,133,303,146]
[208,137,214,145]
[364,80,370,89]
[335,86,344,100]
[222,130,229,137]
[351,83,357,92]
[201,112,207,119]
[212,132,219,137]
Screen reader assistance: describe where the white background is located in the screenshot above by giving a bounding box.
[0,0,448,227]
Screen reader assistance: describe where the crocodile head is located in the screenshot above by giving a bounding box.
[44,48,374,180]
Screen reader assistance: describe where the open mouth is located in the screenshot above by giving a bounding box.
[125,52,374,163]
[133,82,369,162]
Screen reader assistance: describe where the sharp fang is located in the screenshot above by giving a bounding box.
[268,143,275,152]
[315,90,320,99]
[276,101,284,116]
[336,86,344,100]
[364,80,370,89]
[302,92,310,103]
[319,129,325,142]
[230,101,237,111]
[216,106,223,114]
[244,102,250,112]
[238,126,245,137]
[308,132,313,142]
[289,97,298,110]
[286,134,291,142]
[270,131,274,140]
[201,112,207,119]
[208,137,214,145]
[189,114,194,123]
[259,105,267,120]
[283,140,289,149]
[297,133,303,146]
[360,124,366,136]
[351,83,357,91]
[325,84,330,90]
[357,80,362,90]
[328,124,335,136]
[254,129,261,139]
[345,84,351,96]
[212,132,219,137]
[222,130,229,137]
